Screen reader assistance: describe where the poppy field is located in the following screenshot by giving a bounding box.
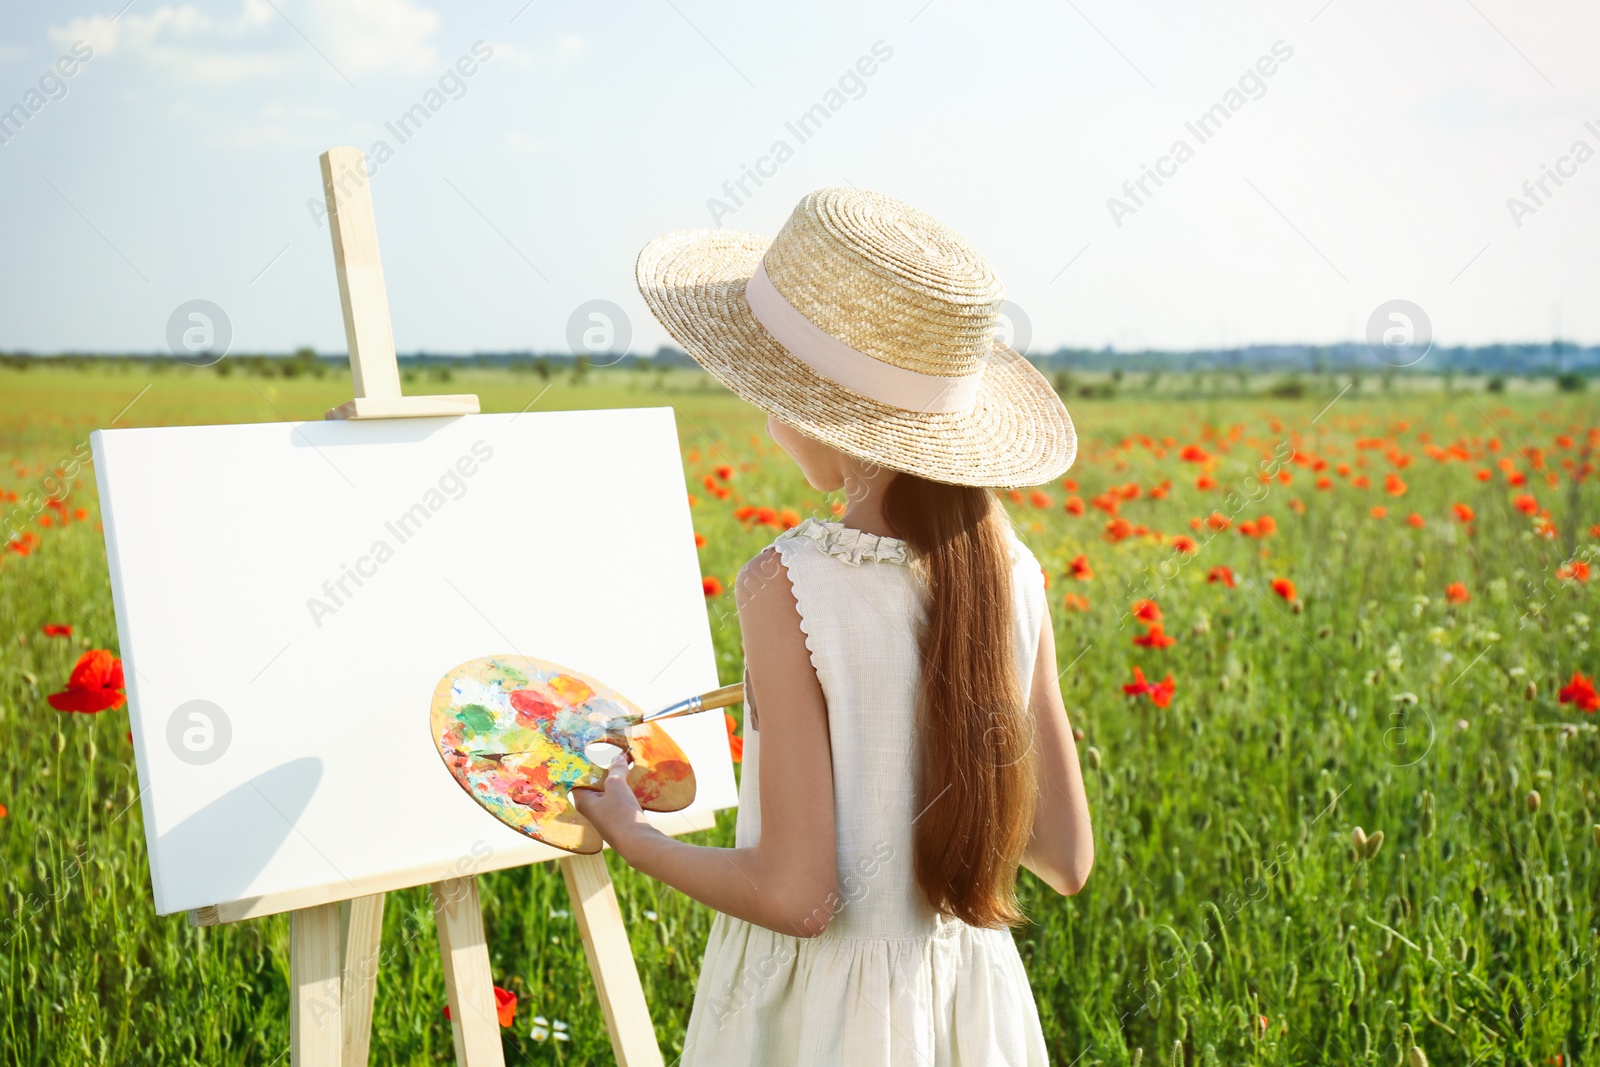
[1,364,1598,1066]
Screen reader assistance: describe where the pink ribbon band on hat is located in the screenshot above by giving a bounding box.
[743,259,984,414]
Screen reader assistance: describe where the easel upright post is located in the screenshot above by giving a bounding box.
[562,853,665,1066]
[339,894,386,1065]
[320,145,480,422]
[314,144,500,1067]
[289,903,344,1064]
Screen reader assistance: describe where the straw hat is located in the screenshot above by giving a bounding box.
[635,187,1076,488]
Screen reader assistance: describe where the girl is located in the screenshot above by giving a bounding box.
[573,188,1094,1066]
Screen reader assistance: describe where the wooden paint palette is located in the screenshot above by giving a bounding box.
[430,655,697,855]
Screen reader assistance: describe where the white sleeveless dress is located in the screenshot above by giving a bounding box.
[679,516,1052,1066]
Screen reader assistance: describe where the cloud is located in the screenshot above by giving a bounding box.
[488,41,536,69]
[46,0,439,83]
[311,0,438,76]
[483,33,583,70]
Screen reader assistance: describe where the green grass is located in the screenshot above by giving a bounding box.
[1,365,1597,1065]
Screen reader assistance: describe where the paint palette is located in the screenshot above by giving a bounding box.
[430,655,696,854]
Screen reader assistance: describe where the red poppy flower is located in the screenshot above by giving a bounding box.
[1133,623,1176,649]
[1170,536,1197,554]
[1131,599,1162,623]
[47,649,126,713]
[1513,494,1539,516]
[1030,490,1052,509]
[1445,582,1469,604]
[1196,475,1216,491]
[714,464,735,481]
[1064,496,1085,516]
[702,576,724,597]
[1068,555,1094,581]
[725,712,744,762]
[1405,513,1425,528]
[443,985,517,1027]
[1557,560,1591,582]
[1207,566,1236,588]
[1558,672,1598,713]
[41,624,73,637]
[1104,518,1134,543]
[1204,512,1230,532]
[1271,577,1297,602]
[74,508,88,521]
[1122,666,1176,708]
[1181,445,1210,464]
[1370,506,1388,520]
[693,532,706,549]
[1453,503,1475,523]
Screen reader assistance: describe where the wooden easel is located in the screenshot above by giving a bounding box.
[187,146,675,1067]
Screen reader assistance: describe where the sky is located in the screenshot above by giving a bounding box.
[1,0,1598,357]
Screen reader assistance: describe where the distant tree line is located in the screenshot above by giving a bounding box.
[0,342,1592,396]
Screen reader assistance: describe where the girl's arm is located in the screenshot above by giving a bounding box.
[1020,601,1095,895]
[572,546,840,937]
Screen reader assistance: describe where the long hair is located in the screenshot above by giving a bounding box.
[882,471,1037,928]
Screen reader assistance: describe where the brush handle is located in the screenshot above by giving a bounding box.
[636,682,745,725]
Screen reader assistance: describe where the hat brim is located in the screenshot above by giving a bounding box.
[635,228,1077,489]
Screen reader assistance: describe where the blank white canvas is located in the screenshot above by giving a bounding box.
[91,408,735,916]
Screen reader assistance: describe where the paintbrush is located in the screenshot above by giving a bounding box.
[627,682,745,727]
[592,682,745,742]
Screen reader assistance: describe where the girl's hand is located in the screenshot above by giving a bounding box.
[571,755,654,858]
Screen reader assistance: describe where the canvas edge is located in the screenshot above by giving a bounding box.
[90,428,173,916]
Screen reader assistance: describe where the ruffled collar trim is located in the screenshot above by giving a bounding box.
[777,517,910,566]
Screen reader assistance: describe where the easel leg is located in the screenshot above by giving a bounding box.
[340,893,386,1066]
[561,853,664,1067]
[431,877,507,1067]
[290,903,343,1066]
